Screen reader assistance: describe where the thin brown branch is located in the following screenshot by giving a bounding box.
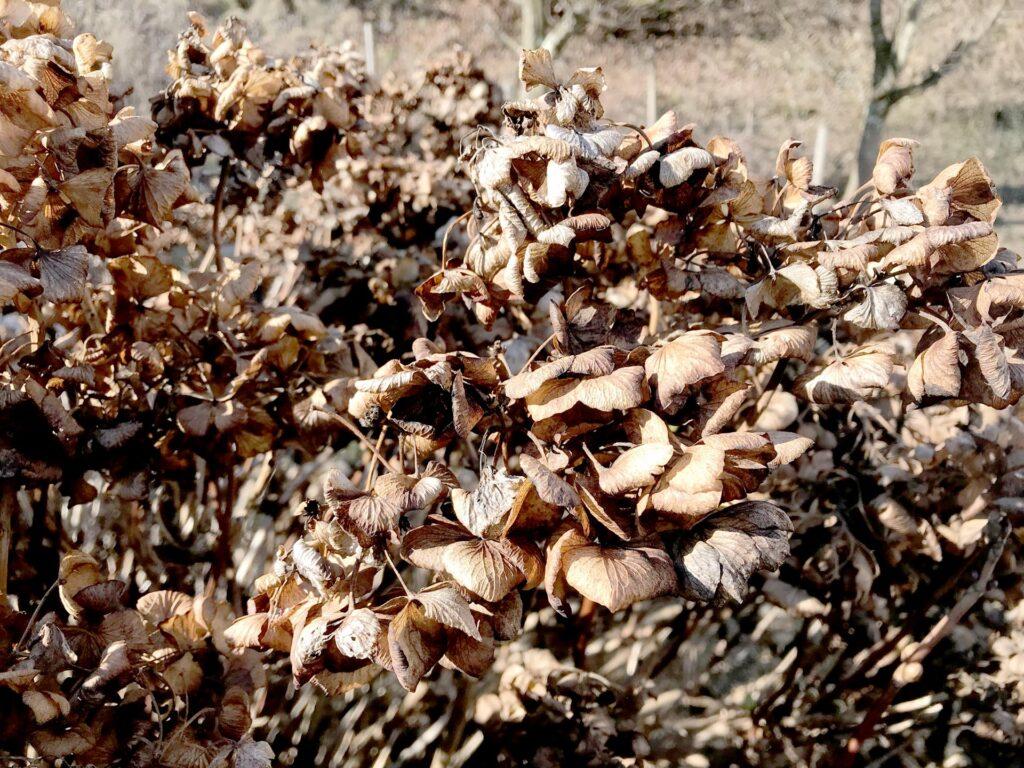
[877,0,1005,105]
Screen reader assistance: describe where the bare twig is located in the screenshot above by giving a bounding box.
[383,547,412,598]
[330,413,403,473]
[894,514,1009,682]
[440,210,471,269]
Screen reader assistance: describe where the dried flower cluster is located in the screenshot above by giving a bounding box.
[0,551,269,766]
[2,5,1023,766]
[152,12,367,189]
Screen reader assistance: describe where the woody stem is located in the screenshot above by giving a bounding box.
[382,548,412,598]
[211,157,230,273]
[0,482,14,604]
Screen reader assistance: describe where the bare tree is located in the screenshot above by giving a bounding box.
[519,0,588,53]
[482,0,590,97]
[487,0,589,58]
[846,0,1005,193]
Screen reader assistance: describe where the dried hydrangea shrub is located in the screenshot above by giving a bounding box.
[231,47,1022,705]
[0,8,1020,766]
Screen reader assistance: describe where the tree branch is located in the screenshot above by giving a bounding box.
[483,6,520,53]
[869,0,893,87]
[891,0,925,72]
[540,2,584,57]
[878,0,1005,105]
[869,0,889,53]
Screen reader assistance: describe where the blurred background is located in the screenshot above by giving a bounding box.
[67,0,1024,245]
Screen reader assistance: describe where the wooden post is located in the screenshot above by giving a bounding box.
[363,20,376,79]
[645,58,657,126]
[811,122,828,187]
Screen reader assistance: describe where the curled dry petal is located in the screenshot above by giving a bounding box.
[745,262,821,315]
[388,601,445,692]
[747,325,817,366]
[401,518,467,573]
[505,346,618,400]
[441,538,526,602]
[544,159,588,207]
[765,431,814,470]
[747,201,808,240]
[452,466,524,538]
[649,444,726,527]
[136,590,193,626]
[818,243,879,272]
[644,331,725,411]
[334,609,381,660]
[291,540,337,594]
[917,156,1000,226]
[796,344,895,404]
[872,138,917,195]
[625,149,659,180]
[843,284,907,331]
[963,325,1013,403]
[590,443,675,496]
[659,147,715,188]
[562,542,677,613]
[519,454,580,508]
[880,221,996,273]
[881,197,924,226]
[415,584,481,641]
[907,332,962,402]
[525,365,648,423]
[343,495,403,545]
[39,246,88,302]
[519,47,557,92]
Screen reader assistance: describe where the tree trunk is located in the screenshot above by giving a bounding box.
[521,0,545,50]
[845,97,890,196]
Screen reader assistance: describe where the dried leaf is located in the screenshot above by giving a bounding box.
[563,543,677,612]
[590,443,674,496]
[907,332,961,402]
[872,138,917,195]
[415,584,481,641]
[672,501,792,602]
[388,601,445,691]
[644,331,725,411]
[843,284,907,330]
[796,344,894,404]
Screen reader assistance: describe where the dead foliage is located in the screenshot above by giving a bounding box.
[1,7,1023,767]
